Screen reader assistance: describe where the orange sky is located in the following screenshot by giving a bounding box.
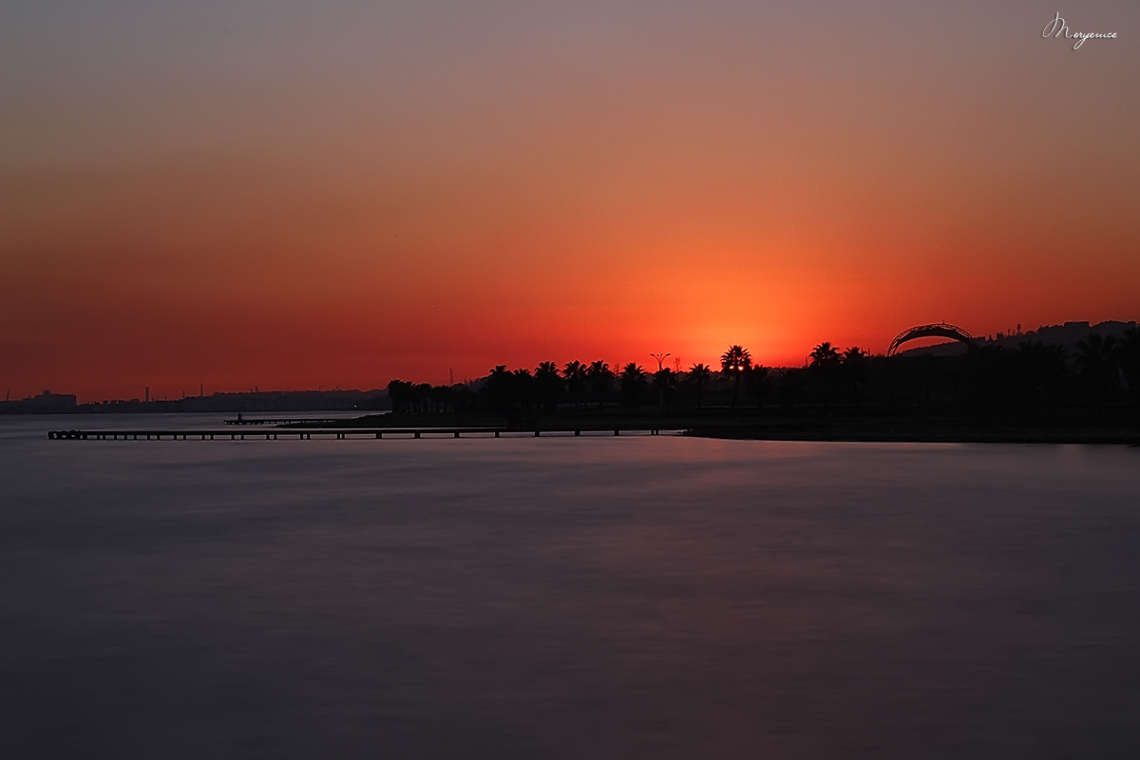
[2,1,1137,400]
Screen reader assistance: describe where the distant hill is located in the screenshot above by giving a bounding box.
[899,320,1137,359]
[1,388,391,415]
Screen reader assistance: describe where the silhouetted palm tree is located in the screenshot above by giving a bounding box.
[688,363,712,411]
[653,367,677,413]
[485,365,512,410]
[620,363,648,407]
[563,361,587,409]
[535,361,562,414]
[720,345,752,411]
[810,342,842,414]
[512,368,535,411]
[412,383,432,413]
[387,379,413,413]
[586,361,615,409]
[810,342,841,366]
[746,365,770,412]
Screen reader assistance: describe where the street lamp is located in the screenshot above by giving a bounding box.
[650,352,671,372]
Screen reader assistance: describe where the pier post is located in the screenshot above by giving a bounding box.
[414,431,421,439]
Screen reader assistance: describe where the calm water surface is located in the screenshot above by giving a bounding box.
[2,414,1139,758]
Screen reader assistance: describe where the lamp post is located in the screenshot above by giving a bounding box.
[650,353,671,413]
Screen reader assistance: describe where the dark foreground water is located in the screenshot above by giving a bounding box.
[2,415,1140,759]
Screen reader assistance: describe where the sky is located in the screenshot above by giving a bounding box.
[2,0,1137,400]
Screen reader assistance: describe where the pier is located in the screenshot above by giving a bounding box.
[47,426,671,441]
[223,417,341,426]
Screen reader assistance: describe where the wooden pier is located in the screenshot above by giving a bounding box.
[223,417,341,426]
[48,427,671,441]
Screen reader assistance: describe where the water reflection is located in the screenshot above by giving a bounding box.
[2,415,1139,758]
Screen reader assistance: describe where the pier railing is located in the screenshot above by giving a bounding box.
[48,426,673,441]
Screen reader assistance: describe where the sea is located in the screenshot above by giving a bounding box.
[2,413,1139,759]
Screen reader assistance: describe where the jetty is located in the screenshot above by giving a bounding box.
[47,426,672,441]
[223,417,340,426]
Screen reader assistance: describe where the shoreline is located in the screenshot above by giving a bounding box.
[313,412,1140,445]
[684,424,1140,446]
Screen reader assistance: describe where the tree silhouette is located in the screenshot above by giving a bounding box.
[810,342,841,414]
[687,363,712,411]
[653,367,677,413]
[386,379,413,413]
[810,342,840,366]
[428,384,452,413]
[535,361,562,414]
[412,383,432,413]
[386,321,1140,429]
[511,368,535,411]
[720,345,752,411]
[745,364,770,412]
[620,363,648,407]
[563,361,587,409]
[485,365,512,410]
[586,361,615,409]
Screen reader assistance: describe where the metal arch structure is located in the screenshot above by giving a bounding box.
[887,323,975,356]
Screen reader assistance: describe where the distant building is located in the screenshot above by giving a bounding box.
[0,390,78,415]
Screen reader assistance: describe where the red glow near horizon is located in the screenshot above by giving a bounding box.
[2,3,1137,401]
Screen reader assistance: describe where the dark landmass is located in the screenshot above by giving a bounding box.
[0,389,390,415]
[900,319,1137,358]
[369,319,1140,444]
[12,319,1140,447]
[0,391,79,414]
